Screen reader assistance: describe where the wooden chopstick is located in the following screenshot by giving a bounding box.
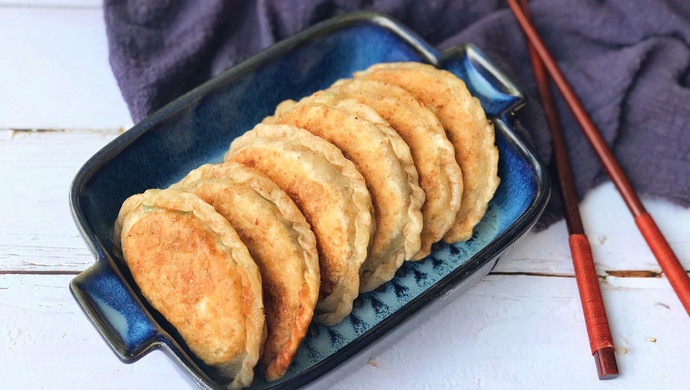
[506,0,690,314]
[515,0,618,379]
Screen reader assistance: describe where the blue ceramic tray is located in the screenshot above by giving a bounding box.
[70,11,550,390]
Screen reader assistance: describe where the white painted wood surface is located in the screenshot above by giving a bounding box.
[1,3,688,389]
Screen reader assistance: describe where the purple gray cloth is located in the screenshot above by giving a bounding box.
[104,0,690,228]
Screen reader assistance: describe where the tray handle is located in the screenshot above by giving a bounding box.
[70,258,160,362]
[439,44,525,118]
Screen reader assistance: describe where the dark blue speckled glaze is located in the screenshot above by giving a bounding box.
[70,12,549,390]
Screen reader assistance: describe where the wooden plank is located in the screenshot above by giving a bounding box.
[317,274,690,390]
[2,129,688,274]
[0,7,132,129]
[493,182,690,275]
[1,273,687,389]
[0,274,189,389]
[0,130,119,272]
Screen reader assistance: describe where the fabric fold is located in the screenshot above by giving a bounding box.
[104,0,690,227]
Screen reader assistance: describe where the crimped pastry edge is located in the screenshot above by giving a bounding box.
[328,79,463,259]
[170,162,320,379]
[355,62,499,243]
[114,188,265,390]
[270,93,424,292]
[227,124,374,325]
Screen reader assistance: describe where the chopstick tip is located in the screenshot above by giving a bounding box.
[594,347,619,380]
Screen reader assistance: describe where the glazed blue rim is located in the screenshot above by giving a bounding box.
[69,11,551,390]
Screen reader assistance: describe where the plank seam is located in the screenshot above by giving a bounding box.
[0,270,81,275]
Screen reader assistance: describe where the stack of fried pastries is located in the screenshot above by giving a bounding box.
[113,62,499,389]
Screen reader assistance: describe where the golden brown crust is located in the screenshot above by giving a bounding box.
[114,189,264,389]
[265,93,424,292]
[171,162,319,380]
[355,62,499,243]
[328,79,463,259]
[226,124,374,325]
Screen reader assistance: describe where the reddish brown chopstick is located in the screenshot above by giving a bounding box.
[516,0,618,379]
[506,0,690,316]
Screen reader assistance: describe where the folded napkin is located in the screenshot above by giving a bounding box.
[104,0,690,228]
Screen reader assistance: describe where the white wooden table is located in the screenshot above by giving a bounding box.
[2,3,689,389]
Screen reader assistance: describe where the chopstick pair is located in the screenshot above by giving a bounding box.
[507,0,690,379]
[509,0,617,379]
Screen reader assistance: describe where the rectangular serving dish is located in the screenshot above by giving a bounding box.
[70,11,550,390]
